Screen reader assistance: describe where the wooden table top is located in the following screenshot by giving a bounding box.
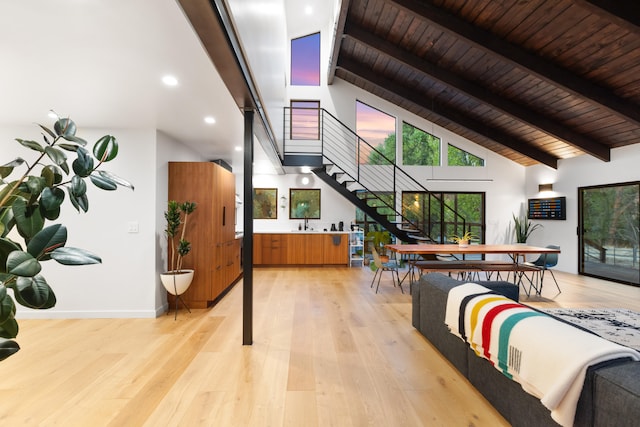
[386,243,560,255]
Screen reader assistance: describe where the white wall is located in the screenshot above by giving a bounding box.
[5,124,206,319]
[252,173,355,232]
[525,144,640,273]
[5,126,157,318]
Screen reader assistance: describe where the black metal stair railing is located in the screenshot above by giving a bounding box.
[283,107,468,244]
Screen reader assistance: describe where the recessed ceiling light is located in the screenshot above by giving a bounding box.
[204,116,216,124]
[162,75,178,86]
[300,166,312,174]
[304,6,312,15]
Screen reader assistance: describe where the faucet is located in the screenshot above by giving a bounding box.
[304,216,309,230]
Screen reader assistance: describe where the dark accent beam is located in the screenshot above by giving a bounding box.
[327,0,351,85]
[387,0,640,128]
[242,110,254,346]
[337,57,559,168]
[345,24,610,162]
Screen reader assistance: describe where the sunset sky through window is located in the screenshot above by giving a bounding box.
[291,33,320,86]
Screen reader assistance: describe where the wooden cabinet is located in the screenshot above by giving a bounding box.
[323,234,348,265]
[254,233,348,266]
[168,162,241,308]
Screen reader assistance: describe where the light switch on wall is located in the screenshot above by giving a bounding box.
[127,221,139,233]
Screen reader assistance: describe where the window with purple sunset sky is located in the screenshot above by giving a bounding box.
[356,101,396,147]
[291,32,320,86]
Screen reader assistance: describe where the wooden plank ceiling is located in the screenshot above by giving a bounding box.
[329,0,640,168]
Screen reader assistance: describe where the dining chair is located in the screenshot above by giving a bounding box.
[371,247,403,294]
[525,245,561,294]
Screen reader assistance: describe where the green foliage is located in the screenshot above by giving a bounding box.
[367,133,396,165]
[402,122,440,166]
[447,144,484,166]
[0,116,133,361]
[512,213,542,243]
[164,201,197,272]
[366,229,391,256]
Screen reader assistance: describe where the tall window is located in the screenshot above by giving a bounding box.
[579,181,639,286]
[356,101,396,164]
[402,121,440,166]
[448,143,484,166]
[402,191,485,246]
[291,32,320,86]
[290,100,320,140]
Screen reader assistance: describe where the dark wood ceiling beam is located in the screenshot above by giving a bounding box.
[337,57,559,168]
[576,0,640,34]
[344,24,611,162]
[387,0,640,128]
[327,0,350,85]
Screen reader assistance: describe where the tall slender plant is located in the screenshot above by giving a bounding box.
[512,213,542,243]
[0,116,133,361]
[164,201,197,273]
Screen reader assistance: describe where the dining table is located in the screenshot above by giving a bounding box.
[385,243,561,294]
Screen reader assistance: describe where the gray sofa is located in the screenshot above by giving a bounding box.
[412,272,640,427]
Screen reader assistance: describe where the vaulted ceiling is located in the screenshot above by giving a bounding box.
[329,0,640,168]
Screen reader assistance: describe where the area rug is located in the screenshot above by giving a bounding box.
[540,308,640,352]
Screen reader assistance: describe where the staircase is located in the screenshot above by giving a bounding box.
[283,107,468,244]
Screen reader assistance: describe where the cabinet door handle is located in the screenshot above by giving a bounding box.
[222,206,226,226]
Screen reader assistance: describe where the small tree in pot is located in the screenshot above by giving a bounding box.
[161,201,197,318]
[164,200,197,273]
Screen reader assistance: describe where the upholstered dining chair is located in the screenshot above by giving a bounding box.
[371,247,403,294]
[525,245,561,294]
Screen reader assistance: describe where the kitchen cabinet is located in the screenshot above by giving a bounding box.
[254,233,348,266]
[168,162,241,308]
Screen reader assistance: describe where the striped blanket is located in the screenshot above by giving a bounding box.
[445,283,640,427]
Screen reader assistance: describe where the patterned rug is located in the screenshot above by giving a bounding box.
[540,308,640,352]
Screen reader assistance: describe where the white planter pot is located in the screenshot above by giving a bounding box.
[160,269,194,295]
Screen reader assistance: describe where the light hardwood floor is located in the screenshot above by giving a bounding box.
[1,267,638,426]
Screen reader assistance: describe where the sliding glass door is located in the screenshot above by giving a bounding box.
[579,182,639,286]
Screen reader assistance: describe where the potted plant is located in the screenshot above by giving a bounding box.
[0,116,133,361]
[512,213,542,243]
[451,231,476,247]
[161,200,197,297]
[366,229,392,262]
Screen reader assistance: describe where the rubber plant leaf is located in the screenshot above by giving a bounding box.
[7,251,42,277]
[89,173,117,191]
[61,134,87,146]
[0,286,15,324]
[72,147,94,177]
[93,135,118,162]
[70,174,87,197]
[0,339,20,361]
[14,275,56,309]
[41,164,64,186]
[24,176,46,199]
[26,224,67,261]
[12,198,45,240]
[16,139,44,153]
[0,316,19,340]
[50,247,101,265]
[39,187,65,220]
[53,118,77,137]
[44,146,67,167]
[0,158,25,179]
[0,238,21,273]
[96,170,134,190]
[37,124,57,140]
[68,191,89,213]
